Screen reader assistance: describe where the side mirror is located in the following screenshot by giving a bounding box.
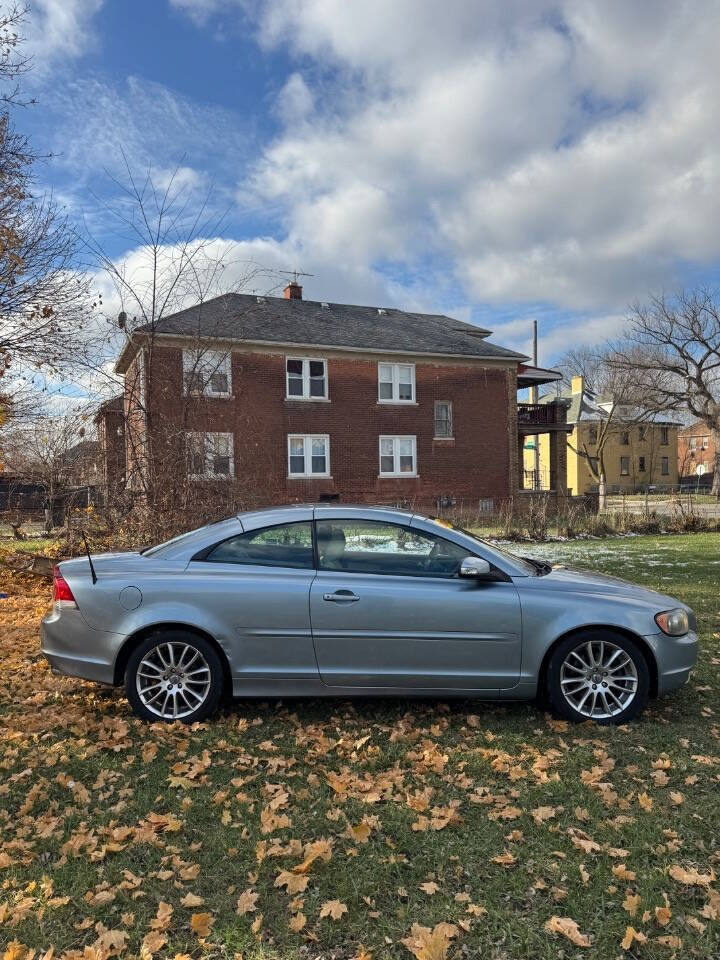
[459,557,491,578]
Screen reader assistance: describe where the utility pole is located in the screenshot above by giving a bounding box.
[530,319,540,488]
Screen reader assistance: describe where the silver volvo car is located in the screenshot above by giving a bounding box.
[41,505,698,725]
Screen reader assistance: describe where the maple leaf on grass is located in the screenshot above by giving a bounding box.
[190,912,214,938]
[319,899,348,920]
[401,922,459,960]
[236,888,259,915]
[544,915,591,948]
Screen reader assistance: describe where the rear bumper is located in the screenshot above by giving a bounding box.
[41,603,122,685]
[644,630,698,696]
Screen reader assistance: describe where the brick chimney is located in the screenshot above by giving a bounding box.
[283,281,302,300]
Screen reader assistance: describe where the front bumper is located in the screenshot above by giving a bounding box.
[41,603,122,685]
[644,630,698,696]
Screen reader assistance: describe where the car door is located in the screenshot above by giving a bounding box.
[187,516,319,686]
[309,512,522,691]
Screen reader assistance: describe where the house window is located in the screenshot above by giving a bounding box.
[638,456,646,472]
[378,363,415,403]
[702,436,709,449]
[286,358,328,400]
[620,456,630,476]
[183,349,231,397]
[689,436,697,451]
[434,401,453,438]
[187,432,234,479]
[588,424,598,445]
[379,436,417,476]
[660,426,669,445]
[661,456,669,476]
[638,426,647,441]
[621,430,630,445]
[288,435,330,477]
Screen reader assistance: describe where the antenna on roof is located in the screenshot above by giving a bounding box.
[276,269,315,283]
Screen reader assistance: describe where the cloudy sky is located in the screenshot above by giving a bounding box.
[16,0,720,366]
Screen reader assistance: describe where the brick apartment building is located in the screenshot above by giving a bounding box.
[678,420,717,484]
[102,282,567,508]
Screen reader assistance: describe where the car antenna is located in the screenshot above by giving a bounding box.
[82,531,98,585]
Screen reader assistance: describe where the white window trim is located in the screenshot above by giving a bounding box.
[378,435,418,477]
[285,357,329,401]
[434,400,453,439]
[287,434,331,478]
[183,349,232,398]
[378,362,416,404]
[187,431,235,480]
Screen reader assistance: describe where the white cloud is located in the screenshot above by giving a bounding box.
[275,72,314,123]
[230,0,720,312]
[25,0,103,65]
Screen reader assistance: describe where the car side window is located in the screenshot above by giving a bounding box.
[201,522,314,569]
[316,519,470,578]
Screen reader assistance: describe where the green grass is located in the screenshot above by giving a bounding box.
[0,535,60,555]
[0,534,718,958]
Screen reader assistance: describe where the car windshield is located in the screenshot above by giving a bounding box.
[427,517,542,576]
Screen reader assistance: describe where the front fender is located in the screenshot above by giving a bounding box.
[516,587,661,685]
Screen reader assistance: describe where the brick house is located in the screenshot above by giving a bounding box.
[678,420,716,484]
[110,283,567,508]
[94,395,126,495]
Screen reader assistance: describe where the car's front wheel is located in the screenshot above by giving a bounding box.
[125,631,224,723]
[546,631,650,725]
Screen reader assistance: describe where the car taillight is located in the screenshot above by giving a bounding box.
[52,565,76,604]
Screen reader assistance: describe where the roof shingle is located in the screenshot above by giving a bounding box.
[118,293,525,370]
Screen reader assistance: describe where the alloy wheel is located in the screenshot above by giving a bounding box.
[559,639,638,719]
[135,641,212,720]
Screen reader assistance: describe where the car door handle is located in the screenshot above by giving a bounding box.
[323,591,360,602]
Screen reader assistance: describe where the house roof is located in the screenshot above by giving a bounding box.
[115,293,526,373]
[539,387,681,425]
[62,440,99,463]
[94,395,124,422]
[678,420,713,436]
[517,363,563,390]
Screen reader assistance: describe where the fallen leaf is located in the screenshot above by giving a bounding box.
[668,865,715,887]
[420,881,440,895]
[319,899,348,920]
[401,922,459,960]
[190,913,214,938]
[621,926,647,950]
[236,889,258,916]
[544,915,590,948]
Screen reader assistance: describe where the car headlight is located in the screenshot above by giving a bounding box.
[655,609,689,637]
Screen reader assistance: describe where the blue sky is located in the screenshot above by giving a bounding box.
[15,0,720,370]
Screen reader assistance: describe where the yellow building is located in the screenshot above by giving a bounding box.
[523,375,680,494]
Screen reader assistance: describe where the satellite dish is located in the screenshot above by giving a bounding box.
[696,463,706,476]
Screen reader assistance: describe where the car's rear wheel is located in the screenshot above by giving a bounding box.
[125,631,224,723]
[546,631,650,725]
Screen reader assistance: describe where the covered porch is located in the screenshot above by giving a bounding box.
[517,364,572,493]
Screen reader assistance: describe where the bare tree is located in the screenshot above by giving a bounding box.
[554,344,653,488]
[0,4,95,405]
[2,412,94,531]
[84,159,276,540]
[610,291,720,495]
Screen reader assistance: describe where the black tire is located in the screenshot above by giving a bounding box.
[125,630,225,724]
[546,630,650,725]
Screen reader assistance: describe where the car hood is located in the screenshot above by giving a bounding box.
[523,564,688,611]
